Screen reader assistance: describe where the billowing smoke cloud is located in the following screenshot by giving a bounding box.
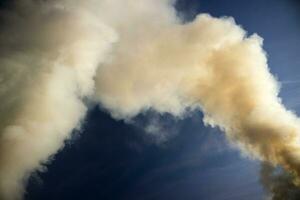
[1,0,300,199]
[0,1,116,199]
[95,0,300,187]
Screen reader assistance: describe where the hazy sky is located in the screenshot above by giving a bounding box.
[19,0,300,200]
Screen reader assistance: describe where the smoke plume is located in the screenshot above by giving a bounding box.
[0,1,116,199]
[0,0,300,199]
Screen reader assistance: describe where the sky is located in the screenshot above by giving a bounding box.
[1,0,300,200]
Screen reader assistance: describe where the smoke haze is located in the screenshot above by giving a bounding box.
[0,0,300,199]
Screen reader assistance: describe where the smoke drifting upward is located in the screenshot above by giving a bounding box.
[0,1,116,199]
[0,0,300,199]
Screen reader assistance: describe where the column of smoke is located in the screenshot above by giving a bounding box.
[1,0,300,199]
[0,1,117,199]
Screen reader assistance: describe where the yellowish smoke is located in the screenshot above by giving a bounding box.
[0,1,116,199]
[0,1,300,199]
[95,1,300,181]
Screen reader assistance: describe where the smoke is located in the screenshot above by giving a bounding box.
[260,163,300,200]
[0,1,116,199]
[0,0,300,199]
[95,0,300,181]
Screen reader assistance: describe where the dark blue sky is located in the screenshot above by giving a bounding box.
[25,1,300,200]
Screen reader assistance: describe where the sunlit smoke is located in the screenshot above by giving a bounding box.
[0,1,116,199]
[1,0,300,199]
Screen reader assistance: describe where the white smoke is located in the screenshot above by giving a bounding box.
[0,1,116,199]
[0,1,300,200]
